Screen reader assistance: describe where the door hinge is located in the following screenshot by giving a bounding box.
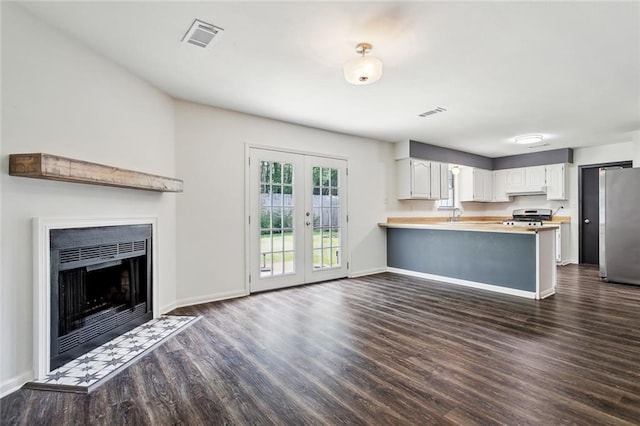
[248,216,251,224]
[249,274,251,283]
[346,214,349,223]
[248,157,251,166]
[347,262,350,269]
[346,168,349,176]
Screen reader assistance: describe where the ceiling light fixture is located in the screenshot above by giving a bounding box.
[514,134,544,145]
[343,43,383,85]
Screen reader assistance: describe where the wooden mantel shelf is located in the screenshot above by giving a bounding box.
[9,153,183,193]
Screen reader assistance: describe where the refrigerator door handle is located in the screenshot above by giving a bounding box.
[598,169,607,279]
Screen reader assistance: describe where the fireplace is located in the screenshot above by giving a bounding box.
[49,224,152,370]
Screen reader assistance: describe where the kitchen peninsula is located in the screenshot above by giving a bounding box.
[380,218,558,299]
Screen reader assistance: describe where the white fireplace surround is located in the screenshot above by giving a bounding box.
[33,217,160,380]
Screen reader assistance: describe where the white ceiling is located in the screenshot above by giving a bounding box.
[16,1,640,157]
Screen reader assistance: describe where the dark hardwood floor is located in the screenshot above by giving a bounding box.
[2,265,639,425]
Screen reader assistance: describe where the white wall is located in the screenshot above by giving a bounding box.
[633,131,640,165]
[0,4,178,395]
[174,101,396,305]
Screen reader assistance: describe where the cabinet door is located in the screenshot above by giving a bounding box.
[439,163,449,200]
[526,166,546,188]
[411,159,431,198]
[472,169,483,201]
[429,161,441,199]
[427,161,449,200]
[555,227,561,263]
[546,164,567,200]
[551,223,570,264]
[492,170,511,202]
[458,166,474,202]
[481,169,493,201]
[460,167,493,202]
[506,168,526,191]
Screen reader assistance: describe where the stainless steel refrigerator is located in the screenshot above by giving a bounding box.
[599,167,640,285]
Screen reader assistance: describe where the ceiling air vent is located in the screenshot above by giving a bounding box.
[182,19,224,49]
[528,143,550,149]
[418,107,447,117]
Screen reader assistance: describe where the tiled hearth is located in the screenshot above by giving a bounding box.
[26,316,198,393]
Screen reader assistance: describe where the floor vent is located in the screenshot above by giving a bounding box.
[182,19,224,49]
[418,107,447,117]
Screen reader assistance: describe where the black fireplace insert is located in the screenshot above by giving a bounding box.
[50,224,152,370]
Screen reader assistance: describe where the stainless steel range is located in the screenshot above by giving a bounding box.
[502,208,552,227]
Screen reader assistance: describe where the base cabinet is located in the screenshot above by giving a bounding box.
[543,223,570,264]
[555,223,570,265]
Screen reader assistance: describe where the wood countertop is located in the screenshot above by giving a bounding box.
[379,221,559,234]
[385,216,571,224]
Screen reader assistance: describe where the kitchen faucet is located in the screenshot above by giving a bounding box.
[450,207,462,222]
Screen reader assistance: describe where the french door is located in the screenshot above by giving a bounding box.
[248,148,348,292]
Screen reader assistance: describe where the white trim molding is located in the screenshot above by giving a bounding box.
[387,267,538,299]
[32,216,159,380]
[349,267,387,278]
[0,370,34,399]
[175,289,248,310]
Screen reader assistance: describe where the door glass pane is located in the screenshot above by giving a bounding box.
[260,160,295,277]
[312,166,341,270]
[282,208,294,229]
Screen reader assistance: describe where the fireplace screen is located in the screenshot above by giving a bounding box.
[50,225,152,370]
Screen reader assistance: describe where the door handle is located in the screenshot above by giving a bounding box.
[306,221,311,226]
[584,219,590,224]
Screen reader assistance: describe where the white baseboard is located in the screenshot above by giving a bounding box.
[349,267,387,278]
[387,267,537,299]
[174,289,248,310]
[160,301,178,315]
[539,287,556,299]
[0,370,33,399]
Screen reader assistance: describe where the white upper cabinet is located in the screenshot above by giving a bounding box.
[505,168,526,190]
[459,167,493,202]
[546,163,568,200]
[411,159,431,198]
[439,163,449,199]
[396,158,448,200]
[526,165,547,188]
[505,166,547,194]
[480,169,493,201]
[429,161,449,200]
[491,170,512,202]
[458,166,474,201]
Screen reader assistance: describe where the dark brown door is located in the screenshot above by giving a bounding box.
[579,161,632,264]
